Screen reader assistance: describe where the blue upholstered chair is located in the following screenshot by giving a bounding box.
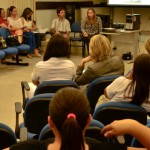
[15,93,54,139]
[86,75,121,114]
[69,22,86,57]
[93,101,147,146]
[0,27,30,66]
[0,123,17,149]
[0,50,5,59]
[21,80,79,109]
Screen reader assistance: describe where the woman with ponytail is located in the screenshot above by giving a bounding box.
[7,88,149,150]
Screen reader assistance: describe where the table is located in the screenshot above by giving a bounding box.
[101,30,140,60]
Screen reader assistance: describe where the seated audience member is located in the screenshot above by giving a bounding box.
[7,6,23,44]
[0,7,23,63]
[81,8,102,51]
[50,7,71,41]
[21,7,41,58]
[26,34,76,98]
[96,54,150,112]
[102,119,150,150]
[4,88,150,150]
[75,34,124,91]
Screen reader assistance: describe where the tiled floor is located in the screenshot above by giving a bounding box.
[0,33,149,132]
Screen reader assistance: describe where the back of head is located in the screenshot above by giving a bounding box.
[89,34,112,62]
[49,87,90,150]
[145,38,150,55]
[43,33,69,61]
[132,54,150,105]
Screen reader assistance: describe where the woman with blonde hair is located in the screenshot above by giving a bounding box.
[75,34,124,87]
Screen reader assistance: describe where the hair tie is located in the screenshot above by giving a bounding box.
[67,113,76,120]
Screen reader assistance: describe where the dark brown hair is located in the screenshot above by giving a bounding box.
[0,8,4,18]
[7,6,16,17]
[21,7,33,20]
[125,54,150,105]
[43,33,69,61]
[56,7,65,16]
[49,87,90,150]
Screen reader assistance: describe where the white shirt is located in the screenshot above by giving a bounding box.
[21,18,32,28]
[7,17,23,29]
[106,76,150,112]
[51,18,71,33]
[31,57,76,83]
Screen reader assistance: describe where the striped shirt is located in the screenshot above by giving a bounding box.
[81,16,102,36]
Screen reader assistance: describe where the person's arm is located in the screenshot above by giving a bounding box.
[101,119,150,150]
[104,76,125,99]
[32,80,39,86]
[75,56,97,85]
[81,17,88,37]
[97,16,102,33]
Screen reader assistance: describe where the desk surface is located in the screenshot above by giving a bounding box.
[101,29,141,35]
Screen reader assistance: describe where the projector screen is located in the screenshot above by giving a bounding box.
[108,0,150,6]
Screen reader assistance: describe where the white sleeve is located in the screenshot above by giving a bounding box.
[31,63,39,82]
[106,76,125,99]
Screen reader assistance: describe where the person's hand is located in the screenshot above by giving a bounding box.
[101,119,137,137]
[80,56,92,67]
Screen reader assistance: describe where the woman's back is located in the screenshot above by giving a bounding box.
[31,57,76,83]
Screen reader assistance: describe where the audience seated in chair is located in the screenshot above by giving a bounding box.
[26,34,76,98]
[21,7,41,58]
[4,88,150,150]
[81,8,102,53]
[75,34,124,92]
[50,7,71,42]
[0,7,23,64]
[96,54,150,113]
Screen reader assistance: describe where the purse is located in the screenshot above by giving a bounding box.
[6,35,20,47]
[0,36,7,49]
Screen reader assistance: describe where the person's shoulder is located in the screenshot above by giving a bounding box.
[10,140,39,150]
[86,137,127,150]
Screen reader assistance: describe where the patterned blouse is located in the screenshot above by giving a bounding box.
[81,16,102,36]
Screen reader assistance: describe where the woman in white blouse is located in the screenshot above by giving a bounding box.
[7,6,23,44]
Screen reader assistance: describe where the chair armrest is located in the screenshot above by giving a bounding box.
[15,102,22,138]
[21,81,30,109]
[20,127,28,141]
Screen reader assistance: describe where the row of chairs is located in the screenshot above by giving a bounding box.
[13,75,148,146]
[1,118,149,149]
[0,27,30,66]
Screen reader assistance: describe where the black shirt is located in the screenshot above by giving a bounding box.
[10,138,127,150]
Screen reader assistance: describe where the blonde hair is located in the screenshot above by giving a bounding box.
[89,34,112,62]
[145,38,150,55]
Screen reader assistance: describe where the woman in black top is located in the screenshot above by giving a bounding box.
[5,88,146,150]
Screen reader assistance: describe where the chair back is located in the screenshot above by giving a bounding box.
[93,101,147,145]
[71,22,81,33]
[86,75,121,114]
[34,80,79,96]
[39,119,105,142]
[0,123,17,149]
[24,93,54,135]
